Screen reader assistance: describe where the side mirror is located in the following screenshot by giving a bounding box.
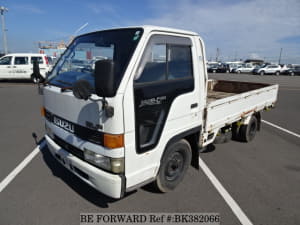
[94,60,115,97]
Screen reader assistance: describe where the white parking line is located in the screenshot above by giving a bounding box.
[262,120,300,138]
[198,156,253,225]
[0,140,46,193]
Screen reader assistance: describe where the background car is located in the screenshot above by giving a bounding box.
[281,66,300,76]
[252,63,270,74]
[256,64,281,76]
[207,63,230,73]
[233,64,255,73]
[207,63,220,73]
[228,63,243,73]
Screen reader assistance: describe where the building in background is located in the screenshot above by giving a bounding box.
[38,41,66,59]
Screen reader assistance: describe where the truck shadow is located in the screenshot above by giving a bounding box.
[40,143,120,208]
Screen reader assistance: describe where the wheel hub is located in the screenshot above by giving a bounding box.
[165,152,184,181]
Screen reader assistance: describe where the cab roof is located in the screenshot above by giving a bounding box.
[139,25,198,36]
[79,25,199,38]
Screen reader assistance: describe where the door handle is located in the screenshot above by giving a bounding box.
[191,103,198,109]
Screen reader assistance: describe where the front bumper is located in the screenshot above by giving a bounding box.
[45,135,124,199]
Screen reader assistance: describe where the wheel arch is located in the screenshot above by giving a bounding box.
[164,126,201,170]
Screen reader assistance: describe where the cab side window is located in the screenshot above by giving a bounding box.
[0,56,12,65]
[168,45,193,80]
[135,35,193,83]
[14,57,29,65]
[135,44,167,83]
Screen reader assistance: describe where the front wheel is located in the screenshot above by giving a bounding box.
[275,71,280,76]
[237,70,241,74]
[290,72,295,76]
[260,71,264,76]
[155,139,192,192]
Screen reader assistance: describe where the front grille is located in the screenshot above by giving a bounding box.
[53,135,84,160]
[45,109,104,145]
[77,128,103,145]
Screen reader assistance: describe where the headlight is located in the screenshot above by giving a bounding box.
[84,149,124,173]
[45,123,54,139]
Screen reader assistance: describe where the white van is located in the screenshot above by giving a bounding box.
[0,53,51,83]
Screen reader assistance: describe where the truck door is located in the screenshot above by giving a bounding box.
[134,37,195,153]
[13,56,30,78]
[0,56,13,79]
[124,34,201,189]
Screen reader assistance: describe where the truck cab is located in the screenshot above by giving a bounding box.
[42,26,278,198]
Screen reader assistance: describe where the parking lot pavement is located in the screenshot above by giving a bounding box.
[0,83,44,181]
[0,146,240,225]
[0,75,300,225]
[201,125,300,225]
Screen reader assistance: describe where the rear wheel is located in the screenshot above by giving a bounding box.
[290,72,295,76]
[239,116,258,142]
[155,139,192,192]
[237,70,241,74]
[212,69,216,73]
[260,71,264,76]
[275,71,280,76]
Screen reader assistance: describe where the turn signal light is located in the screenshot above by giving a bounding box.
[104,134,124,149]
[41,107,46,117]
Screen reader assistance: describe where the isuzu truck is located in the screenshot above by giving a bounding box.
[37,26,278,198]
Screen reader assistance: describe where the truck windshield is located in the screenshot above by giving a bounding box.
[48,28,143,93]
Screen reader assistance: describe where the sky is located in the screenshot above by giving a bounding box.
[0,0,299,63]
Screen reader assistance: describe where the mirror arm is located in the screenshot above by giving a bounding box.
[101,97,114,118]
[87,96,114,118]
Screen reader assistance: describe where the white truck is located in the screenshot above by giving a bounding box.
[37,26,278,198]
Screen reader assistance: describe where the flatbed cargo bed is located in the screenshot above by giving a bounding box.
[205,80,279,132]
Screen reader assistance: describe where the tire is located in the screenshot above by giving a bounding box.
[155,139,192,192]
[212,69,216,73]
[290,72,295,76]
[226,70,229,73]
[237,70,241,74]
[275,71,280,76]
[260,71,264,76]
[239,116,258,142]
[232,122,241,141]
